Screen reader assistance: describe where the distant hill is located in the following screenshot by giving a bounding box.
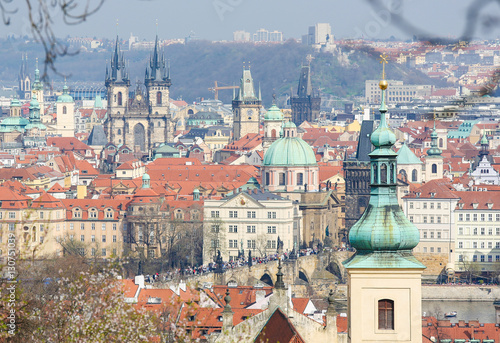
[0,39,448,106]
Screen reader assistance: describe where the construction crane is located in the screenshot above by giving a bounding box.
[208,81,239,100]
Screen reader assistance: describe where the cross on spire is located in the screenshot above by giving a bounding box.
[379,54,388,80]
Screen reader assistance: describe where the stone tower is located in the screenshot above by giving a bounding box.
[104,35,172,152]
[232,66,262,141]
[144,35,173,144]
[290,65,321,126]
[343,120,374,238]
[343,70,425,343]
[104,35,130,147]
[18,54,31,100]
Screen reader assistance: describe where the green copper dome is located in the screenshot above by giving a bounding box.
[57,83,74,103]
[29,95,39,108]
[344,78,424,270]
[264,104,283,121]
[370,96,396,148]
[10,98,21,107]
[264,138,317,166]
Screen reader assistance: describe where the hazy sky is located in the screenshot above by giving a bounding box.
[3,0,500,41]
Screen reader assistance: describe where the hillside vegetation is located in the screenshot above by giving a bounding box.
[0,39,447,106]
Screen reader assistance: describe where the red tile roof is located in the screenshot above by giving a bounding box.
[455,191,500,210]
[31,191,65,209]
[403,178,460,199]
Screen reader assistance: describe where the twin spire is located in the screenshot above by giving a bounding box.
[106,33,171,86]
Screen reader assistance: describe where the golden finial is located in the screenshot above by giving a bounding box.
[379,53,389,90]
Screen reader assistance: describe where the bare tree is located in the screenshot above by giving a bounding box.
[0,0,105,79]
[204,217,226,263]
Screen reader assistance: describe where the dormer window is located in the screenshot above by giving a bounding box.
[487,203,493,209]
[472,203,478,209]
[458,203,464,209]
[430,192,436,198]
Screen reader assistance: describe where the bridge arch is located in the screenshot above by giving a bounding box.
[298,269,310,283]
[260,272,274,287]
[326,261,343,282]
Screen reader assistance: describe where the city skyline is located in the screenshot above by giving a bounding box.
[2,1,500,42]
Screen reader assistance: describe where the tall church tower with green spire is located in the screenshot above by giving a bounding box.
[232,65,262,141]
[424,120,443,182]
[343,56,425,343]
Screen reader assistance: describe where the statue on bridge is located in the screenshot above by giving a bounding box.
[248,250,252,267]
[214,250,224,273]
[276,236,284,253]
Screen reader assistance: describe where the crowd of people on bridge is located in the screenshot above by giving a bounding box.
[144,246,347,283]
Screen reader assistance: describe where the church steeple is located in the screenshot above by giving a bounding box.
[145,35,170,83]
[343,55,425,343]
[479,133,490,160]
[344,55,423,266]
[427,120,442,157]
[106,36,129,85]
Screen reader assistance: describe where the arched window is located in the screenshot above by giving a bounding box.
[380,164,387,184]
[117,92,122,106]
[297,173,304,186]
[271,129,276,138]
[390,163,395,184]
[157,91,162,105]
[25,80,30,90]
[378,299,394,330]
[432,164,437,174]
[439,138,444,148]
[63,106,67,115]
[188,109,194,115]
[372,164,378,184]
[265,172,270,186]
[117,129,121,135]
[412,169,418,182]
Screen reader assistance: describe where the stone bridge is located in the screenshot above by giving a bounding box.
[174,251,352,298]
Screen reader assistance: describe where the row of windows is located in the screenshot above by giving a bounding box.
[422,247,442,253]
[225,225,278,234]
[72,208,115,219]
[464,255,500,263]
[422,231,443,239]
[410,216,445,224]
[458,227,500,236]
[69,223,118,231]
[458,213,500,222]
[211,210,280,219]
[4,211,64,220]
[458,241,500,249]
[409,202,447,210]
[74,234,118,243]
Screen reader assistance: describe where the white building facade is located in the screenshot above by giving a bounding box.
[203,189,301,264]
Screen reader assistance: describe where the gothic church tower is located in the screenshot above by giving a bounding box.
[232,66,262,141]
[104,35,172,152]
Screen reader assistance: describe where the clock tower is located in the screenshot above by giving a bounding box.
[232,66,262,141]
